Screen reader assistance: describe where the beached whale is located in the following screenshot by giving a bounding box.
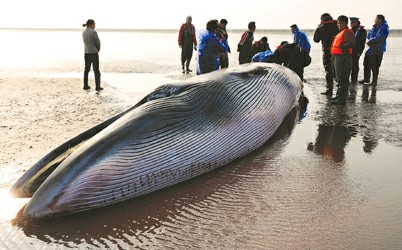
[10,63,303,219]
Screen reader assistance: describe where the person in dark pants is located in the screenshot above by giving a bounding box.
[82,19,102,91]
[216,19,230,69]
[313,13,339,96]
[359,14,389,88]
[348,17,367,101]
[178,16,197,73]
[330,15,355,105]
[238,22,256,64]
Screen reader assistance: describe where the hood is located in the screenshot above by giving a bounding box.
[322,19,336,25]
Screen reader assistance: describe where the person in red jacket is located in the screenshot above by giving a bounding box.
[330,15,355,105]
[178,16,197,73]
[237,22,256,64]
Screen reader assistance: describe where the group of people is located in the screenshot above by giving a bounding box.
[178,17,230,75]
[314,13,389,104]
[178,18,313,79]
[81,14,389,104]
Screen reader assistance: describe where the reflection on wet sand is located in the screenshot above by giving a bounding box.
[362,84,377,103]
[360,85,380,153]
[308,125,356,162]
[10,106,301,248]
[308,85,382,161]
[308,102,359,162]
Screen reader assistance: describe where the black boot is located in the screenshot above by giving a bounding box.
[95,83,103,91]
[330,88,340,101]
[182,64,185,74]
[330,87,347,105]
[321,89,333,96]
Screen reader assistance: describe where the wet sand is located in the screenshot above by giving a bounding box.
[1,73,402,249]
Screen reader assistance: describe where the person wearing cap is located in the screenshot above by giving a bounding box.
[82,19,102,91]
[216,19,230,69]
[178,16,197,73]
[313,13,339,96]
[348,17,367,101]
[237,22,256,64]
[196,20,228,75]
[330,15,355,105]
[359,14,390,88]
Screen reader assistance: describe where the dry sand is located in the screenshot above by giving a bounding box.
[0,77,120,170]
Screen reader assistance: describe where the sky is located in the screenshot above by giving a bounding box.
[1,0,400,30]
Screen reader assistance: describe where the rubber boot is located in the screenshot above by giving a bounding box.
[330,88,340,101]
[321,88,333,96]
[330,87,347,105]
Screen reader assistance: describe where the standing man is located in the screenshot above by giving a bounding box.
[330,15,355,105]
[238,22,256,64]
[348,17,367,101]
[216,19,230,68]
[290,24,311,81]
[314,13,339,96]
[82,19,102,91]
[178,16,197,74]
[359,14,389,87]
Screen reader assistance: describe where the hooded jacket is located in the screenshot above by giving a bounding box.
[196,31,228,74]
[293,27,311,52]
[366,20,389,55]
[313,16,339,51]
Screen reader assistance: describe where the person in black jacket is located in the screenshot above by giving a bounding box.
[313,13,339,96]
[216,19,230,68]
[348,17,367,101]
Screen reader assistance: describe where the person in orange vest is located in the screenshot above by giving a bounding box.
[330,15,355,105]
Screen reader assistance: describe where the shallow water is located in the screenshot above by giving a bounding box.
[1,30,402,249]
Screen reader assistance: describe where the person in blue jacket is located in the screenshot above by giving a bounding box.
[290,24,312,81]
[290,24,311,53]
[359,14,389,87]
[196,20,228,75]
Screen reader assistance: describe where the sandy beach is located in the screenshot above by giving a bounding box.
[0,77,119,169]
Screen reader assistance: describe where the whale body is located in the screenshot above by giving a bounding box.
[10,63,303,218]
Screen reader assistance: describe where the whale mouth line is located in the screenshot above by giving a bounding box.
[10,63,303,219]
